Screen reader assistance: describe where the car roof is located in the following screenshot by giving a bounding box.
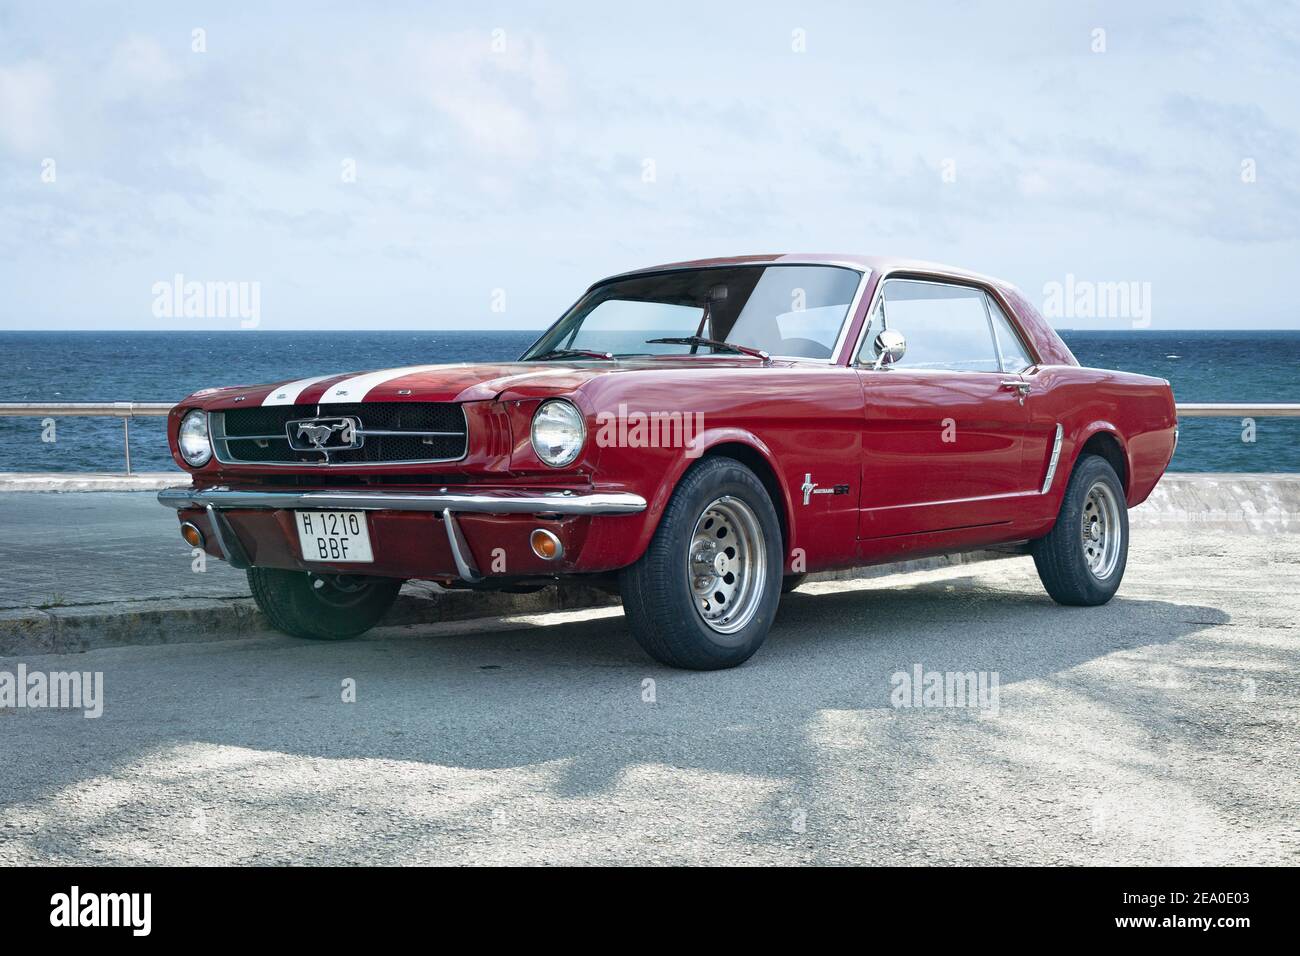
[594,253,1016,293]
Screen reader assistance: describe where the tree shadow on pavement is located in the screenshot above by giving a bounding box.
[2,575,1256,865]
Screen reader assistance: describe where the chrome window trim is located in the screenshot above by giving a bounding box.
[981,291,1037,374]
[829,266,872,365]
[208,405,470,468]
[981,292,1008,373]
[850,273,1009,373]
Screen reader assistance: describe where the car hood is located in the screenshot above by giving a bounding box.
[190,357,780,410]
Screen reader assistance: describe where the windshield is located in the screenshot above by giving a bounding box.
[522,264,863,360]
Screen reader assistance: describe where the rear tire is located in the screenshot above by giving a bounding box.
[248,568,404,639]
[621,456,783,670]
[1031,454,1128,606]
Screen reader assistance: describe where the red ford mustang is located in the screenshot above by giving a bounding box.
[160,254,1178,669]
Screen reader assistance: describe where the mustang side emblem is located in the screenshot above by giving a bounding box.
[801,473,850,505]
[286,416,362,453]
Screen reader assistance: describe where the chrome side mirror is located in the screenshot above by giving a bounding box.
[872,328,906,370]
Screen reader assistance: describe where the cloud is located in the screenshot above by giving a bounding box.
[1,3,1299,329]
[103,35,182,101]
[411,31,567,161]
[0,60,55,153]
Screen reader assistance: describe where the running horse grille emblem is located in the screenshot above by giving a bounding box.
[285,416,362,455]
[298,422,348,447]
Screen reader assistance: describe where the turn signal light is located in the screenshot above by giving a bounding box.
[180,522,205,549]
[530,529,563,561]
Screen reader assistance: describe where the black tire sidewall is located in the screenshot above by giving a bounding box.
[249,568,403,639]
[781,573,808,594]
[624,457,783,668]
[1036,455,1129,605]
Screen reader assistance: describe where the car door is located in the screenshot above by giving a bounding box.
[854,277,1037,539]
[983,290,1060,495]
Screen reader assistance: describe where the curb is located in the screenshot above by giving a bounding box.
[3,472,1295,657]
[0,551,1010,658]
[0,472,182,492]
[0,584,623,657]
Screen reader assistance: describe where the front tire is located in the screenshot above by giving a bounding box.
[621,457,783,670]
[1031,454,1128,606]
[248,568,404,639]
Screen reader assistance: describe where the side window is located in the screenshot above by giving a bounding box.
[985,295,1034,372]
[861,279,1000,372]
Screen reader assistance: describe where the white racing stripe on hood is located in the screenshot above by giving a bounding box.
[316,364,468,403]
[262,374,338,406]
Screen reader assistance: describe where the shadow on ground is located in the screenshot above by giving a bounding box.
[5,570,1268,864]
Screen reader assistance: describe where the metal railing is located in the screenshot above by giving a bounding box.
[0,401,1298,476]
[1171,403,1300,418]
[0,402,172,474]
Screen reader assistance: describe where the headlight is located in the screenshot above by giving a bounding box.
[531,399,586,467]
[178,409,212,467]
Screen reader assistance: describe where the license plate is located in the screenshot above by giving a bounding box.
[294,511,374,563]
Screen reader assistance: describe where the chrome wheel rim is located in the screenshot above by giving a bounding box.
[1080,481,1122,580]
[687,495,766,634]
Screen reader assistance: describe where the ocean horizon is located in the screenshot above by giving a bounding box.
[2,329,1297,473]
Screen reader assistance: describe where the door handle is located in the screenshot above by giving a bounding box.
[1000,380,1031,394]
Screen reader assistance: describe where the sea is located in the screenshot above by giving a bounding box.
[0,330,1296,473]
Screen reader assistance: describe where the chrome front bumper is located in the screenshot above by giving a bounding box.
[157,485,648,581]
[157,486,648,515]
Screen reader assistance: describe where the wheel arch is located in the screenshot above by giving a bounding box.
[629,430,795,565]
[1069,424,1131,496]
[699,440,792,553]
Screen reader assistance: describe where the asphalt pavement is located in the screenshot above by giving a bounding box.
[1,524,1295,865]
[0,490,247,609]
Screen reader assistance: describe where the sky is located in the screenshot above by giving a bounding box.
[1,1,1298,331]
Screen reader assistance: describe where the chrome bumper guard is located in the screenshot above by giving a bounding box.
[157,485,648,583]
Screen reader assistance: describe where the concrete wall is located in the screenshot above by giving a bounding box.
[1130,473,1300,533]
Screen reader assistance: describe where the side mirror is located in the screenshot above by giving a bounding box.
[872,328,907,370]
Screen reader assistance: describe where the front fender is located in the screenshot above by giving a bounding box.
[592,427,796,571]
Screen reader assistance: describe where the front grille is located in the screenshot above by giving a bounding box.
[213,402,467,465]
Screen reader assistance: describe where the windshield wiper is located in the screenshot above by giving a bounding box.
[528,348,614,361]
[644,336,770,361]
